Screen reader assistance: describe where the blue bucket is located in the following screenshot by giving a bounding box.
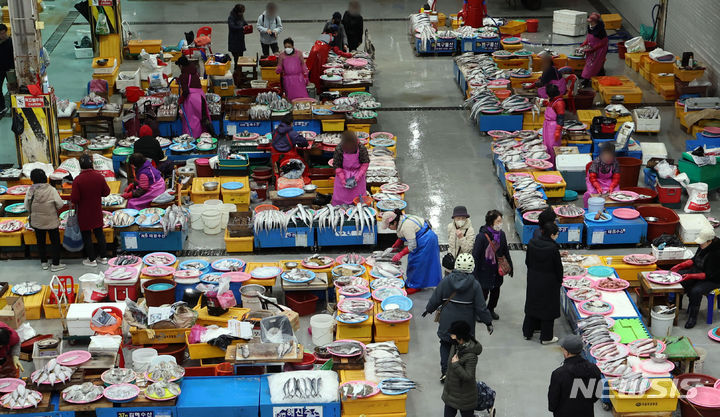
[174,278,200,302]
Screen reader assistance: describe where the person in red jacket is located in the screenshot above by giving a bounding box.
[71,153,111,267]
[306,27,352,89]
[583,142,620,208]
[0,323,21,378]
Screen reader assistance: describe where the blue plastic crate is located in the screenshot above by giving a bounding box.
[478,113,523,132]
[119,229,187,252]
[514,209,538,245]
[254,226,315,248]
[158,119,184,137]
[97,405,176,417]
[316,223,377,247]
[474,37,501,53]
[212,119,223,136]
[686,133,720,151]
[271,119,321,134]
[226,120,272,136]
[584,207,647,246]
[177,376,261,417]
[259,377,341,417]
[415,38,433,53]
[567,143,592,154]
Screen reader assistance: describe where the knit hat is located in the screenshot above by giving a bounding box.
[332,11,342,20]
[381,211,397,229]
[560,335,583,354]
[139,125,153,137]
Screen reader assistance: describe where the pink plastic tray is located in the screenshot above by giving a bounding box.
[327,339,366,358]
[578,300,614,316]
[687,386,720,408]
[628,339,666,357]
[589,342,630,361]
[613,208,640,220]
[0,379,24,393]
[56,350,92,367]
[141,265,175,277]
[339,380,379,399]
[537,174,563,184]
[593,278,630,292]
[645,270,683,285]
[709,327,720,342]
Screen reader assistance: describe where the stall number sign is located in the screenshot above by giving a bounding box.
[293,121,311,128]
[14,96,45,108]
[558,226,581,243]
[475,40,498,51]
[92,0,114,5]
[294,232,308,247]
[139,232,164,239]
[434,39,455,51]
[123,232,139,250]
[117,412,153,417]
[272,406,323,417]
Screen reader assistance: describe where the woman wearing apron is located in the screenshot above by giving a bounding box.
[583,142,620,208]
[535,53,566,99]
[382,210,442,294]
[331,131,369,205]
[542,84,565,164]
[580,13,609,88]
[177,56,211,138]
[124,154,166,210]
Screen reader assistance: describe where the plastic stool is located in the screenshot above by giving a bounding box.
[707,289,720,325]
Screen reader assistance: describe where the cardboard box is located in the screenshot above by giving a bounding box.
[0,297,26,328]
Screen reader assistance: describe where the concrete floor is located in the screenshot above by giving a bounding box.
[2,0,720,415]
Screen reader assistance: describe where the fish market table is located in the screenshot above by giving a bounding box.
[281,272,331,302]
[259,376,340,417]
[95,393,177,417]
[268,191,316,209]
[224,343,305,364]
[176,376,260,417]
[584,208,648,246]
[662,336,700,373]
[637,271,684,325]
[563,286,642,331]
[0,393,67,417]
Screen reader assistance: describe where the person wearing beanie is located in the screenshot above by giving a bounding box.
[548,335,602,417]
[445,206,475,273]
[132,125,173,178]
[579,12,608,88]
[323,11,348,51]
[425,253,492,382]
[441,320,483,416]
[381,209,442,294]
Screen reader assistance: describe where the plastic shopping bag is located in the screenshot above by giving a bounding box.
[625,36,645,53]
[95,13,110,35]
[62,213,84,252]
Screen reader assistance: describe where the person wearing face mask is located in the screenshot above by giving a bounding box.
[331,130,369,205]
[548,335,602,417]
[471,210,513,320]
[670,228,720,328]
[444,206,475,273]
[580,12,608,88]
[324,12,348,52]
[307,27,353,90]
[276,38,309,101]
[584,142,620,208]
[381,209,442,294]
[523,222,563,344]
[425,254,492,383]
[441,321,483,417]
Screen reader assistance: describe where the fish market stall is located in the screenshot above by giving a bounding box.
[259,373,340,417]
[636,271,685,325]
[175,376,261,417]
[584,207,648,246]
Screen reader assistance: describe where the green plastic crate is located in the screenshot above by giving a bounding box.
[612,318,650,344]
[678,152,720,189]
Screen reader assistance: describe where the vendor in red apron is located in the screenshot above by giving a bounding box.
[583,142,620,208]
[382,210,442,295]
[0,323,22,378]
[331,130,369,205]
[534,52,566,99]
[542,84,565,164]
[123,153,166,210]
[271,113,308,168]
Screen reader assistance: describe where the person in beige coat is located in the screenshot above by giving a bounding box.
[446,206,475,272]
[24,169,66,271]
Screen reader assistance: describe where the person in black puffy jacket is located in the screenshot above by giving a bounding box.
[548,335,602,417]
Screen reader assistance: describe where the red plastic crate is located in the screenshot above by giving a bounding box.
[284,292,319,316]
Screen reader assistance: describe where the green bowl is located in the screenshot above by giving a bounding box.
[113,147,133,156]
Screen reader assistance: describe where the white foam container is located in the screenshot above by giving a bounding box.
[32,341,63,371]
[678,213,713,243]
[634,109,662,133]
[553,9,588,25]
[640,142,668,164]
[115,69,141,93]
[552,22,587,37]
[556,153,592,191]
[66,302,127,336]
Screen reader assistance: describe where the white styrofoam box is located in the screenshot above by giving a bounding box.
[74,48,93,59]
[556,154,593,171]
[553,9,588,25]
[678,213,713,243]
[32,341,63,371]
[93,59,118,75]
[552,22,587,37]
[115,69,141,93]
[89,335,122,354]
[640,142,668,165]
[634,109,662,133]
[66,302,127,337]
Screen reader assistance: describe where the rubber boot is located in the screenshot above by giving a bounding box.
[685,305,699,329]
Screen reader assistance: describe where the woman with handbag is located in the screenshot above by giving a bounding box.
[444,206,475,272]
[425,254,493,383]
[227,4,250,65]
[523,222,563,344]
[471,210,513,320]
[24,168,66,272]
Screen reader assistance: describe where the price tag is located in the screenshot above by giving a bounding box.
[362,232,375,245]
[226,124,237,136]
[591,231,604,244]
[568,228,581,242]
[295,233,307,247]
[273,405,323,417]
[123,232,138,250]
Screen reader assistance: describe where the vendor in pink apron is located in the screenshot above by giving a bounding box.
[580,13,609,88]
[542,84,565,164]
[0,323,22,378]
[583,142,621,208]
[123,153,166,210]
[331,130,369,205]
[535,53,566,99]
[177,56,211,138]
[276,38,309,101]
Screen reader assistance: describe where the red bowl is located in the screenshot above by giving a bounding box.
[290,352,316,370]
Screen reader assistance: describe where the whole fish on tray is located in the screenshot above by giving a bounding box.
[112,211,135,227]
[379,378,417,395]
[609,191,637,202]
[12,282,42,295]
[338,298,374,314]
[337,312,368,323]
[340,381,377,400]
[283,377,323,400]
[647,271,682,284]
[101,193,124,206]
[0,220,24,233]
[326,340,365,357]
[568,287,599,301]
[136,214,160,226]
[335,264,364,277]
[112,255,140,266]
[303,254,333,267]
[597,358,630,376]
[105,267,135,281]
[376,309,411,322]
[555,205,585,217]
[30,359,74,386]
[372,262,403,279]
[144,254,175,266]
[145,382,181,400]
[563,277,593,289]
[2,385,42,409]
[283,268,314,282]
[62,383,103,403]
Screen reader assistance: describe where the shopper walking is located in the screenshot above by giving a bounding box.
[382,209,442,294]
[176,56,211,138]
[324,12,348,51]
[425,254,492,382]
[542,83,565,164]
[523,222,563,344]
[441,321,483,417]
[24,169,65,272]
[124,153,166,210]
[71,153,110,267]
[0,324,22,378]
[580,12,609,87]
[227,4,249,64]
[331,130,369,205]
[0,24,13,116]
[671,228,720,328]
[445,206,475,272]
[548,335,602,417]
[257,2,282,57]
[342,1,364,52]
[472,210,513,320]
[276,38,309,101]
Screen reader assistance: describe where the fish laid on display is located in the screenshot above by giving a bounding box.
[334,97,357,107]
[582,300,612,313]
[647,271,682,284]
[340,284,368,295]
[0,220,23,233]
[347,204,377,233]
[337,312,368,322]
[340,382,376,400]
[629,339,661,356]
[285,204,314,228]
[147,362,184,382]
[303,254,333,267]
[277,341,296,358]
[112,211,135,227]
[136,214,160,226]
[375,199,405,210]
[597,358,629,376]
[30,359,74,386]
[372,262,403,279]
[338,298,374,314]
[379,378,417,394]
[144,254,174,265]
[555,205,585,217]
[2,385,42,409]
[314,205,345,232]
[353,110,376,119]
[13,282,42,295]
[568,288,599,301]
[268,96,291,112]
[371,277,404,289]
[316,133,342,145]
[62,383,104,403]
[608,372,650,395]
[282,377,323,400]
[327,340,365,356]
[563,262,587,278]
[564,277,593,289]
[358,99,381,109]
[249,105,271,120]
[101,368,136,385]
[283,268,314,282]
[214,259,244,271]
[595,278,628,291]
[180,261,206,270]
[256,92,281,104]
[609,191,636,201]
[335,264,364,277]
[333,276,366,287]
[145,382,181,400]
[145,266,170,275]
[102,194,124,206]
[376,309,411,322]
[577,315,611,333]
[105,267,135,280]
[254,209,287,234]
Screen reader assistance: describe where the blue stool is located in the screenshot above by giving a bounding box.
[707,289,720,325]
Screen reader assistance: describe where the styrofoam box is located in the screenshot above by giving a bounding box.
[140,64,172,79]
[634,109,662,133]
[678,214,713,244]
[93,60,117,75]
[66,302,127,337]
[556,153,593,171]
[651,245,692,260]
[32,341,63,371]
[553,9,588,25]
[552,22,587,37]
[640,142,668,165]
[74,48,93,59]
[115,69,140,92]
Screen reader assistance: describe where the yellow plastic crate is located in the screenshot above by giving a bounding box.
[601,13,622,30]
[600,256,656,285]
[244,261,281,286]
[191,177,221,204]
[373,333,410,354]
[601,86,643,104]
[532,171,567,198]
[346,123,371,134]
[336,318,372,340]
[219,176,250,208]
[0,217,27,247]
[674,65,705,82]
[500,41,523,52]
[494,57,528,71]
[567,57,586,71]
[510,72,541,89]
[185,331,245,359]
[321,119,345,132]
[130,326,190,345]
[577,110,602,127]
[641,56,675,74]
[205,59,231,76]
[610,378,679,413]
[311,179,334,188]
[224,231,253,253]
[499,20,526,35]
[92,66,119,96]
[170,78,209,95]
[42,285,77,319]
[374,317,410,339]
[615,116,633,130]
[261,66,280,83]
[127,40,162,54]
[195,307,250,326]
[3,285,46,320]
[624,52,646,72]
[327,86,366,94]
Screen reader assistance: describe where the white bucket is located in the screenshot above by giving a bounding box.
[204,199,223,208]
[310,314,334,346]
[150,355,177,366]
[650,306,675,338]
[131,347,158,373]
[240,284,266,311]
[189,204,206,230]
[220,203,237,228]
[202,209,222,235]
[78,273,104,294]
[588,197,605,213]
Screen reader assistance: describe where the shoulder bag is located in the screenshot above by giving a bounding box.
[434,291,457,323]
[442,229,467,270]
[486,234,511,277]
